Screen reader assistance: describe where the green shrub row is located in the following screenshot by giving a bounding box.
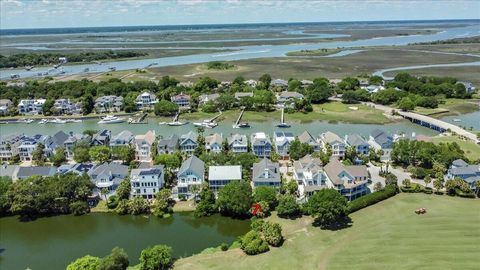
[347,185,398,213]
[454,188,476,198]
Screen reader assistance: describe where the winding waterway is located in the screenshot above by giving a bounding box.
[0,213,250,270]
[2,24,479,80]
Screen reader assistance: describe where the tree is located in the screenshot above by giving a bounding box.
[216,181,252,217]
[0,177,12,216]
[152,189,172,218]
[32,143,46,165]
[288,139,313,160]
[89,146,111,163]
[385,173,398,186]
[100,187,109,201]
[128,196,150,215]
[258,73,271,89]
[194,186,217,217]
[74,145,91,163]
[98,247,129,270]
[276,194,301,218]
[82,94,95,115]
[116,178,131,200]
[280,180,298,195]
[112,146,135,164]
[398,97,415,111]
[42,99,55,115]
[50,147,67,166]
[253,186,278,209]
[305,189,348,228]
[402,178,411,188]
[306,80,331,104]
[83,129,98,137]
[240,230,269,255]
[70,201,90,216]
[66,255,101,270]
[373,182,383,192]
[337,77,359,90]
[369,75,383,85]
[154,153,181,169]
[424,175,432,188]
[139,245,173,270]
[154,100,179,116]
[433,179,444,193]
[261,221,283,247]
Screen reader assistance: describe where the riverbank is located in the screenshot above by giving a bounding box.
[170,193,480,270]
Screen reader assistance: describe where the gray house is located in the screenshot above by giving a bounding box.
[368,129,393,161]
[228,133,248,153]
[446,159,480,190]
[16,166,58,180]
[176,155,205,198]
[251,132,272,158]
[205,133,223,153]
[88,162,129,196]
[110,130,134,147]
[324,159,369,201]
[252,158,281,188]
[345,134,369,156]
[293,155,327,199]
[298,131,321,152]
[157,134,179,154]
[180,131,198,155]
[91,129,111,146]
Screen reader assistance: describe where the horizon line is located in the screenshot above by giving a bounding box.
[2,18,479,31]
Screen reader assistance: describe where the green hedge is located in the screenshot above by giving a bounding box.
[347,185,398,213]
[455,188,476,198]
[400,183,424,193]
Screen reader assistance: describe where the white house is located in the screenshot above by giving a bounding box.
[324,159,369,201]
[205,133,223,153]
[319,131,346,159]
[175,156,205,199]
[208,165,242,192]
[18,99,46,115]
[136,92,158,110]
[293,155,328,200]
[130,165,165,199]
[273,131,295,159]
[228,133,248,153]
[134,130,156,161]
[171,93,191,110]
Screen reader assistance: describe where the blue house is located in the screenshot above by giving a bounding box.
[250,132,272,158]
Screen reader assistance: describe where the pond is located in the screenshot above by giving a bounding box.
[0,212,251,270]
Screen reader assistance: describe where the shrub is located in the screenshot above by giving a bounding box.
[347,185,398,213]
[115,199,130,215]
[128,196,150,215]
[70,201,90,216]
[455,188,476,198]
[276,194,301,218]
[240,230,270,255]
[261,221,283,247]
[178,194,187,201]
[220,243,229,251]
[107,195,119,209]
[400,183,424,193]
[66,255,101,270]
[253,186,278,209]
[98,247,129,270]
[139,245,173,270]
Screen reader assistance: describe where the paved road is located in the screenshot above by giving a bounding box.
[368,162,428,189]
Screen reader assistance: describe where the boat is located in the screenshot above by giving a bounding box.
[98,115,125,124]
[453,119,462,122]
[83,68,90,72]
[38,119,48,124]
[47,118,67,124]
[25,66,34,71]
[17,119,34,124]
[236,122,250,128]
[167,121,188,126]
[193,120,218,129]
[108,67,117,71]
[10,74,20,79]
[275,108,291,128]
[66,119,82,123]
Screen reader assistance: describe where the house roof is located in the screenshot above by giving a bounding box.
[158,134,179,148]
[452,159,469,167]
[228,133,248,146]
[251,132,271,146]
[208,165,242,180]
[371,129,392,146]
[205,133,223,147]
[293,155,323,175]
[321,131,343,144]
[252,158,280,183]
[178,155,205,177]
[234,92,254,99]
[278,91,304,99]
[135,130,155,146]
[199,93,220,102]
[180,131,198,144]
[324,159,367,186]
[17,166,57,179]
[298,131,316,144]
[112,130,134,142]
[346,134,367,147]
[52,131,69,146]
[131,165,165,177]
[89,163,128,178]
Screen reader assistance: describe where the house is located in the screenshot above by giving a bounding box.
[324,159,369,201]
[16,166,57,180]
[6,81,26,88]
[0,164,20,181]
[57,163,94,175]
[458,81,476,93]
[89,162,129,196]
[298,131,321,152]
[157,134,179,154]
[228,133,248,153]
[64,133,90,159]
[273,131,295,159]
[252,158,281,188]
[136,92,158,110]
[271,79,288,89]
[134,130,156,161]
[251,132,272,158]
[18,134,52,161]
[199,93,220,105]
[54,99,81,114]
[361,85,384,93]
[244,79,257,87]
[234,92,254,100]
[177,81,193,88]
[300,80,313,87]
[51,131,69,150]
[0,99,12,115]
[110,130,134,147]
[446,159,480,190]
[293,155,328,199]
[208,165,242,192]
[171,93,191,110]
[17,99,46,115]
[0,133,24,161]
[319,131,346,158]
[91,129,111,146]
[205,133,223,153]
[130,165,165,199]
[94,95,123,113]
[368,129,394,162]
[176,156,205,198]
[179,131,198,155]
[276,91,304,104]
[345,134,369,155]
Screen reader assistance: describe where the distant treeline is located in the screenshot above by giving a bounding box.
[0,50,148,68]
[206,61,236,70]
[409,36,480,45]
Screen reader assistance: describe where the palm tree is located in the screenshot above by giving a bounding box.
[100,187,109,201]
[433,179,443,194]
[424,175,432,189]
[189,185,200,204]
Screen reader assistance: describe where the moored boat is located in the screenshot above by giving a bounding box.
[98,115,125,124]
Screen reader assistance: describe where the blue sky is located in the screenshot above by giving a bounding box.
[1,0,479,29]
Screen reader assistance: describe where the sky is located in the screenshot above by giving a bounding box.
[1,0,479,29]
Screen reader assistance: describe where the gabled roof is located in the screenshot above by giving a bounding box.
[89,162,128,178]
[178,155,205,178]
[293,155,323,175]
[251,132,271,146]
[228,133,247,146]
[346,134,368,147]
[298,131,316,144]
[370,129,393,145]
[205,133,223,146]
[135,130,155,146]
[158,134,179,148]
[324,159,368,186]
[252,158,280,183]
[452,159,469,167]
[278,91,304,99]
[52,131,69,147]
[180,131,198,145]
[321,131,343,144]
[234,92,254,99]
[112,130,134,142]
[208,165,242,180]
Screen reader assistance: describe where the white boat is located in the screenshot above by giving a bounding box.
[98,115,125,124]
[38,119,48,124]
[453,119,462,122]
[193,120,217,129]
[167,121,188,126]
[17,119,34,124]
[66,119,82,123]
[47,118,67,124]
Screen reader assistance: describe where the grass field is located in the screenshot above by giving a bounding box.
[170,194,479,270]
[432,135,480,161]
[413,99,480,118]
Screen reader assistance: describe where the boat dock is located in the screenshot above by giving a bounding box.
[276,108,291,128]
[208,110,223,123]
[128,113,148,124]
[233,108,249,128]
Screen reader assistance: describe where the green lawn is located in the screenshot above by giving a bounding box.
[171,194,479,270]
[413,99,479,118]
[432,136,480,161]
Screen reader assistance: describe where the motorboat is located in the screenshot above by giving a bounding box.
[47,118,67,124]
[66,119,82,123]
[275,122,291,128]
[17,118,34,124]
[108,67,117,71]
[453,119,462,122]
[25,66,34,71]
[236,122,250,128]
[83,68,90,72]
[98,115,125,124]
[193,120,217,129]
[38,119,48,124]
[167,121,188,126]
